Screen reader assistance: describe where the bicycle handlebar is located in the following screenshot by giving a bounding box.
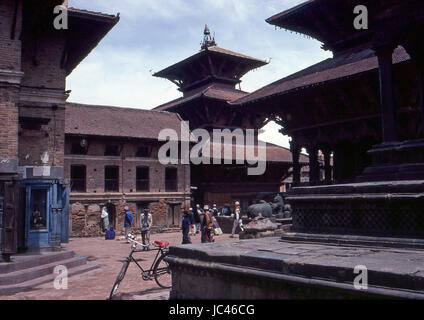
[127,235,161,249]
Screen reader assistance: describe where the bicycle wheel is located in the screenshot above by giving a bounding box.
[153,251,172,289]
[108,259,130,299]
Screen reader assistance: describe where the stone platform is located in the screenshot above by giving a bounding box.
[0,248,99,295]
[166,237,424,299]
[286,180,424,238]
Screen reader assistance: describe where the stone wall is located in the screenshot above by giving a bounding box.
[69,199,173,237]
[150,199,167,228]
[168,258,377,300]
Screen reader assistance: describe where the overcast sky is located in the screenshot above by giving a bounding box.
[67,0,332,148]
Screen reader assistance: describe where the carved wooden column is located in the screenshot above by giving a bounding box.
[402,36,424,126]
[376,45,398,142]
[332,144,341,183]
[290,141,301,185]
[307,145,320,184]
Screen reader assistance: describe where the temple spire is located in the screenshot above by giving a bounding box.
[201,24,216,50]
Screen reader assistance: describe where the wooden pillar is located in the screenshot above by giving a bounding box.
[376,45,398,142]
[402,35,424,126]
[290,142,301,185]
[323,149,332,182]
[307,145,320,184]
[332,145,341,183]
[354,140,363,177]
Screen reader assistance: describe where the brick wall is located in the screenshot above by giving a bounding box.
[16,7,68,168]
[19,105,65,167]
[0,87,19,160]
[21,30,66,89]
[0,0,22,71]
[0,0,21,162]
[64,137,190,194]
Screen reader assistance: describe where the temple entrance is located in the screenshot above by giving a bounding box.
[106,203,116,228]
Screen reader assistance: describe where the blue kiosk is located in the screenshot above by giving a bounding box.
[22,178,69,249]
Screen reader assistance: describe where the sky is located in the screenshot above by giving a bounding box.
[67,0,332,148]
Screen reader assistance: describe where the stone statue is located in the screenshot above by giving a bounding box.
[247,200,273,219]
[270,194,284,216]
[247,194,291,219]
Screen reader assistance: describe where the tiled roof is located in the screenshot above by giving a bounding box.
[66,7,119,75]
[206,46,268,64]
[68,7,119,20]
[233,46,410,105]
[153,45,267,80]
[191,139,309,163]
[266,0,314,25]
[154,85,248,111]
[65,103,194,142]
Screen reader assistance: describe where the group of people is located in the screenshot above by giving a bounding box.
[124,206,152,250]
[181,201,244,244]
[100,201,245,248]
[101,205,153,250]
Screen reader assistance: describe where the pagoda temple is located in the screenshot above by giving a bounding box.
[166,1,424,299]
[234,0,424,238]
[154,26,310,209]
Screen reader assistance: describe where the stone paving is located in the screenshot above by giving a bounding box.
[0,231,236,300]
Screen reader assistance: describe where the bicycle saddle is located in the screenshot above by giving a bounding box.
[154,240,170,247]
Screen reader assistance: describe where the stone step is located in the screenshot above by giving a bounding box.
[0,262,99,296]
[0,250,75,274]
[0,256,88,286]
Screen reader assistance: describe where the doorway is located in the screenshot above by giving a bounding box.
[106,203,116,228]
[26,186,50,248]
[166,203,181,227]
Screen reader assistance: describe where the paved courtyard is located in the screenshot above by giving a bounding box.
[0,231,236,300]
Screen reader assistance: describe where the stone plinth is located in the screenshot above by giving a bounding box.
[286,180,424,238]
[216,216,252,234]
[166,237,424,299]
[358,139,424,182]
[239,218,282,239]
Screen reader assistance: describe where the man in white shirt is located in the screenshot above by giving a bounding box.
[230,201,243,238]
[140,208,153,251]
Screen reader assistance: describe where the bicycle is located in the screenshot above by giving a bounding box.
[108,232,171,300]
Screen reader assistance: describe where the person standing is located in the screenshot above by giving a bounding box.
[101,206,109,232]
[212,209,222,236]
[140,208,153,250]
[200,205,208,243]
[222,204,231,216]
[189,207,195,235]
[230,201,243,238]
[124,206,134,242]
[201,205,214,243]
[194,204,202,234]
[182,210,192,244]
[212,204,219,217]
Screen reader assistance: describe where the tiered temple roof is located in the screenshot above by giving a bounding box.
[153,26,267,98]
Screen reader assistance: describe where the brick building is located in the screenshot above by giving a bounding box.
[64,103,192,236]
[0,0,118,257]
